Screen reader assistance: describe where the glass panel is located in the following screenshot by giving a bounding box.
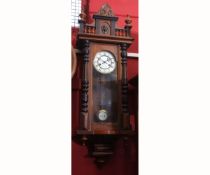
[93,52,118,123]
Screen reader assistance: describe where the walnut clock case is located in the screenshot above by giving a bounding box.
[76,4,134,166]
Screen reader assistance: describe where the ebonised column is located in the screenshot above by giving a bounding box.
[80,40,89,130]
[120,43,130,130]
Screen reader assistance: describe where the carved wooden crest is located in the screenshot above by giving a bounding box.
[78,3,133,38]
[96,3,114,17]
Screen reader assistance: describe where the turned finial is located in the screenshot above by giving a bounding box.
[124,15,132,37]
[78,8,86,32]
[125,15,132,26]
[79,8,86,21]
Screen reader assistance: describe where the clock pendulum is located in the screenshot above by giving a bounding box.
[98,75,108,122]
[99,76,102,110]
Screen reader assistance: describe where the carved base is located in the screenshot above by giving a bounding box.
[73,132,136,168]
[73,134,117,168]
[90,143,114,168]
[87,135,115,168]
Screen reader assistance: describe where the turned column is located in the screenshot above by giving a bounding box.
[80,40,89,130]
[120,43,130,130]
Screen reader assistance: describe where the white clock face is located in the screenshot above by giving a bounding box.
[93,51,116,74]
[98,109,108,121]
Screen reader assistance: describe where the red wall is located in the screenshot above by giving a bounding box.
[72,0,138,174]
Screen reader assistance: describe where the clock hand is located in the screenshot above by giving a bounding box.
[104,60,111,65]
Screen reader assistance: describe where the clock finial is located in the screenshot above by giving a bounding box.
[125,15,132,26]
[79,8,86,21]
[78,8,86,33]
[124,15,132,37]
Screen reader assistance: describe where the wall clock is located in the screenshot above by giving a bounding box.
[76,3,134,167]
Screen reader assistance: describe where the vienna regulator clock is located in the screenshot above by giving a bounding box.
[76,4,134,166]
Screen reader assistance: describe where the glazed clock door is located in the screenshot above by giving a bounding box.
[93,50,117,122]
[90,44,121,133]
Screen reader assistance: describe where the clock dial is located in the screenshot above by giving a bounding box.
[93,51,116,74]
[98,110,108,121]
